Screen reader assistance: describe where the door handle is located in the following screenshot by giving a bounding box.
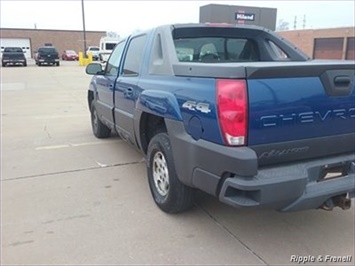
[334,76,351,86]
[125,87,134,97]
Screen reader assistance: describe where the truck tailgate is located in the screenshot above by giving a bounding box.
[246,61,355,165]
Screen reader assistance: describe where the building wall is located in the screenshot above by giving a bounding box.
[278,27,355,60]
[0,28,106,58]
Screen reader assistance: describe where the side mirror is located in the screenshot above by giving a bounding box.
[86,63,104,75]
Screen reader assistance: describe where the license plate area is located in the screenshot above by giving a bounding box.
[318,162,351,182]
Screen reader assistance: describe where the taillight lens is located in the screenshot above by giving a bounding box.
[217,79,248,146]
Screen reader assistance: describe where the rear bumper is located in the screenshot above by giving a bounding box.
[2,59,26,64]
[38,58,59,63]
[166,119,355,212]
[219,155,354,211]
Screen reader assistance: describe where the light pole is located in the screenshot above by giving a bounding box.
[82,0,87,58]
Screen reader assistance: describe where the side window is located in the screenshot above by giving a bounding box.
[106,40,126,76]
[268,40,289,59]
[122,35,147,76]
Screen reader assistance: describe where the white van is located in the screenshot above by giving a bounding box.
[99,37,120,62]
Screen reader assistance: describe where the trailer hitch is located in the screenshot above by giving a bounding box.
[320,194,351,211]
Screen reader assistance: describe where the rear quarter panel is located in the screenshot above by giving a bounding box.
[137,75,224,144]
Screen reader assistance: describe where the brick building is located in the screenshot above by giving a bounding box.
[0,28,106,58]
[1,26,354,61]
[278,27,354,60]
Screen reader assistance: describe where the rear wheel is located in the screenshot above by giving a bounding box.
[2,63,5,67]
[56,62,60,66]
[147,132,193,213]
[90,102,111,138]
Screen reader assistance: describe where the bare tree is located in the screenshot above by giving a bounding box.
[276,19,290,31]
[106,31,119,38]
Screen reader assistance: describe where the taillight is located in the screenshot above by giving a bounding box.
[217,79,248,146]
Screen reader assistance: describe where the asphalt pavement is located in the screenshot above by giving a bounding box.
[1,60,354,265]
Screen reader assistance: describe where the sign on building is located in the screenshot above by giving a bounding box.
[200,4,277,31]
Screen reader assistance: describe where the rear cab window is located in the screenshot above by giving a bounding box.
[173,27,260,63]
[4,47,23,53]
[38,47,58,54]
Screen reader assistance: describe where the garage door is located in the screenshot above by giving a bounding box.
[313,38,343,60]
[0,38,31,58]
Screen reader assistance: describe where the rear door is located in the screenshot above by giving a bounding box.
[94,40,126,127]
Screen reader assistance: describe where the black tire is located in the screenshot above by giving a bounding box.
[90,102,111,138]
[147,132,193,213]
[24,62,27,67]
[38,62,41,66]
[56,62,60,66]
[2,63,5,67]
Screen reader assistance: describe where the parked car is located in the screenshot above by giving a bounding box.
[62,50,79,61]
[35,46,60,66]
[86,46,100,61]
[1,47,27,67]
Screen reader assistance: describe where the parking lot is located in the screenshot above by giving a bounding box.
[1,60,354,265]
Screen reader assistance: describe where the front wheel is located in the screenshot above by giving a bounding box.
[147,132,193,213]
[90,102,111,138]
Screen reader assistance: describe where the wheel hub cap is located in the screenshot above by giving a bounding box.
[152,151,169,196]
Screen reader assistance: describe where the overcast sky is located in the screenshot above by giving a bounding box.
[1,0,354,37]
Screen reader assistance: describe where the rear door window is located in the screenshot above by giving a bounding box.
[122,35,147,76]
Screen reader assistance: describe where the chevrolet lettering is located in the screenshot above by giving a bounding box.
[260,108,355,127]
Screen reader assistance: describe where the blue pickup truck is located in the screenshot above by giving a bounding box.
[86,24,355,213]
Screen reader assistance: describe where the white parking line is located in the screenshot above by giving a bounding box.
[34,114,88,119]
[1,82,26,90]
[36,144,70,150]
[35,141,118,150]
